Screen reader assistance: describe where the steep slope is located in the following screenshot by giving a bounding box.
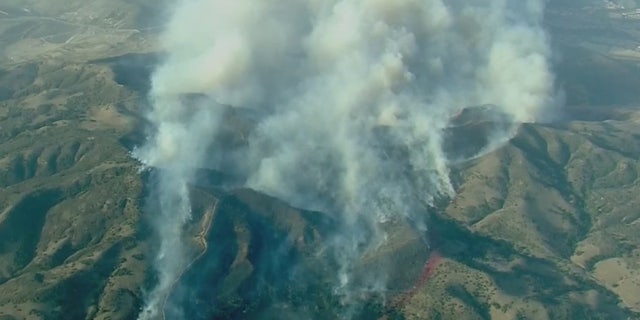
[410,109,640,319]
[0,2,155,318]
[0,64,148,319]
[0,0,639,319]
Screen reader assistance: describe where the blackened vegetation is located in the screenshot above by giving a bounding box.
[160,184,430,320]
[165,189,353,320]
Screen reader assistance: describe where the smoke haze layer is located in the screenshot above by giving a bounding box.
[135,0,558,318]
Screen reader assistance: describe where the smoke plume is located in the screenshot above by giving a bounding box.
[135,0,558,318]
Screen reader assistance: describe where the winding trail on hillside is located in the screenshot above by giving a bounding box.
[161,200,218,320]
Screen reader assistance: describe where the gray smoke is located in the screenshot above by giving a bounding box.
[617,0,639,9]
[135,0,558,318]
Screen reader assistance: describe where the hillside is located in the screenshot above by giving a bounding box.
[0,0,639,319]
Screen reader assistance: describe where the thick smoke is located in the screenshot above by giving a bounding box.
[135,0,557,318]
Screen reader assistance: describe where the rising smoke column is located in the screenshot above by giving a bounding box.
[136,0,558,318]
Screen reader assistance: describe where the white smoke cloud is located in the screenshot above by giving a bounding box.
[135,0,559,318]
